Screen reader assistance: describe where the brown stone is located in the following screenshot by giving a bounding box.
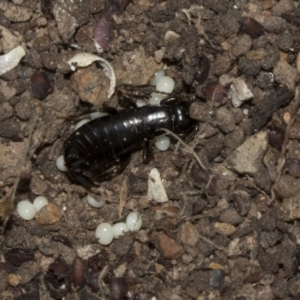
[179,222,199,247]
[154,232,184,259]
[35,203,62,225]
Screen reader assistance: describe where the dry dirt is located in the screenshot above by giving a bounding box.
[1,0,300,299]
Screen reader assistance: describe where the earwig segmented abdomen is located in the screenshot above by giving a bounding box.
[63,99,196,186]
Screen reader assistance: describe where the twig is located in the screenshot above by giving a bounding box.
[159,128,207,170]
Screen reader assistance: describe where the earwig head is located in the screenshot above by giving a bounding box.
[173,102,197,133]
[69,159,97,187]
[64,145,97,188]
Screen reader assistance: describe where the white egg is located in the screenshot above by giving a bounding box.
[56,155,68,172]
[112,222,129,239]
[87,194,105,208]
[150,69,165,86]
[156,76,175,94]
[95,223,114,245]
[17,200,35,220]
[126,212,142,232]
[90,111,108,120]
[75,119,90,130]
[149,92,168,106]
[33,196,49,212]
[155,135,171,151]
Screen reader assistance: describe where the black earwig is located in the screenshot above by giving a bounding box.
[63,98,196,187]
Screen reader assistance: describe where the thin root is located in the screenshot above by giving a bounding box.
[160,128,207,171]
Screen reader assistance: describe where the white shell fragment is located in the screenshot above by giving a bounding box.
[228,77,253,108]
[0,46,26,76]
[126,212,142,232]
[56,155,68,172]
[136,100,147,107]
[66,53,116,98]
[147,168,169,203]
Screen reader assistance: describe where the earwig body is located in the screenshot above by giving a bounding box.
[64,98,196,186]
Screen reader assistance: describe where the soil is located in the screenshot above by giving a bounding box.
[1,0,300,299]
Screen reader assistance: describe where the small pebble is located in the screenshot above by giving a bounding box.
[210,269,225,288]
[179,222,199,247]
[95,223,114,245]
[273,60,298,90]
[8,274,20,287]
[228,238,242,257]
[228,77,253,108]
[35,203,62,225]
[4,248,34,267]
[33,196,48,212]
[126,212,142,232]
[156,76,175,94]
[112,222,129,239]
[240,17,264,38]
[154,232,184,259]
[263,16,287,34]
[225,131,268,176]
[214,222,236,236]
[109,277,129,300]
[219,208,244,225]
[30,71,54,100]
[17,200,35,220]
[56,155,68,172]
[72,257,86,287]
[87,194,105,208]
[155,135,170,151]
[232,190,250,216]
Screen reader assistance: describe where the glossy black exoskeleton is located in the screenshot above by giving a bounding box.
[63,98,196,187]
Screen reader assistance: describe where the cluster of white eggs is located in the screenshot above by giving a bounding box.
[17,196,49,220]
[54,70,174,246]
[56,69,176,172]
[149,69,175,151]
[95,211,142,245]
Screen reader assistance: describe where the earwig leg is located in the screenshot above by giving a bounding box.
[77,175,98,188]
[118,95,138,108]
[142,140,151,164]
[76,104,119,118]
[101,104,119,115]
[160,97,178,106]
[94,152,131,181]
[118,151,131,171]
